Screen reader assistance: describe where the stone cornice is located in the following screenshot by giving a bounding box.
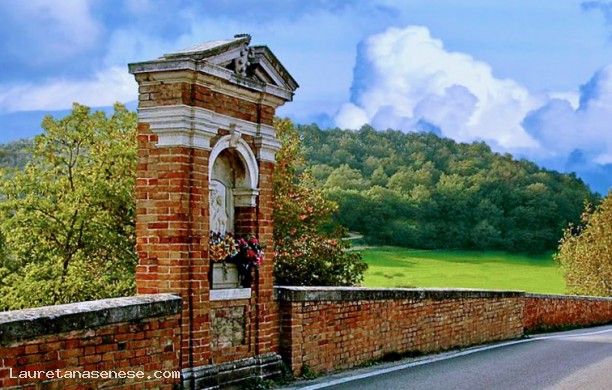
[234,188,260,207]
[129,59,293,104]
[138,105,282,161]
[138,105,217,150]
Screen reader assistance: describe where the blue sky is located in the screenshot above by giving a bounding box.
[1,0,612,193]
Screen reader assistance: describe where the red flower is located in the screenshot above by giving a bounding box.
[254,253,264,266]
[209,232,264,268]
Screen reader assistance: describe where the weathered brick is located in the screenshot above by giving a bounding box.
[276,288,529,375]
[524,294,612,331]
[0,297,181,389]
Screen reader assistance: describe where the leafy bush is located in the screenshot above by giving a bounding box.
[273,119,367,286]
[0,103,137,310]
[555,193,612,296]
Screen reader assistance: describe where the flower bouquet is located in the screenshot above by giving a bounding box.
[209,232,264,288]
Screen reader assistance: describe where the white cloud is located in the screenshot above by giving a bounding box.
[335,25,612,192]
[0,0,393,121]
[3,0,100,63]
[523,65,612,164]
[335,103,371,129]
[547,91,580,109]
[0,67,137,113]
[335,26,542,149]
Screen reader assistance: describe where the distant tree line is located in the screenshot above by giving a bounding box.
[298,124,598,253]
[0,139,31,169]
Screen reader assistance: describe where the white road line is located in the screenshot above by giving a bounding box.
[291,326,612,390]
[533,327,612,340]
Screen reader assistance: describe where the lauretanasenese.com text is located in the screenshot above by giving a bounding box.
[9,368,181,380]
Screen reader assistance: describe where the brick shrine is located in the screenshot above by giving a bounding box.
[128,34,298,388]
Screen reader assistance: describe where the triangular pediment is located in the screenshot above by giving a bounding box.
[163,34,299,92]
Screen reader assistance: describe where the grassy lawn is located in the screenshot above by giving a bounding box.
[360,247,565,294]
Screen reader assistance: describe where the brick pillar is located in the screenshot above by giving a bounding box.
[255,160,279,355]
[135,124,211,368]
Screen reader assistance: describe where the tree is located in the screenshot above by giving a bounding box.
[370,166,388,187]
[273,118,367,286]
[0,103,137,310]
[555,194,612,297]
[324,164,369,190]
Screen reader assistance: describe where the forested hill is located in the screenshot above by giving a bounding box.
[0,126,596,254]
[298,124,597,253]
[0,139,31,169]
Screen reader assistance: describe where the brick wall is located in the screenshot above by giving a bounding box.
[138,83,275,125]
[0,294,181,390]
[254,161,280,357]
[524,293,612,331]
[277,287,524,375]
[2,289,611,389]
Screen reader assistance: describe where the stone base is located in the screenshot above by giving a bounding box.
[182,353,283,389]
[212,263,241,289]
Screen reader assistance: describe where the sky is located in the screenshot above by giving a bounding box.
[1,0,612,194]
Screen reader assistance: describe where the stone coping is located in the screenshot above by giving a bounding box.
[0,294,182,345]
[525,293,612,302]
[275,287,524,302]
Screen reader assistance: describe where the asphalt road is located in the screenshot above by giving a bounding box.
[291,325,612,390]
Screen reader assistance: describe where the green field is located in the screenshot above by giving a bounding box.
[360,247,565,294]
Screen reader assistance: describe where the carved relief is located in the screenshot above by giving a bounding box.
[209,180,230,234]
[228,123,242,148]
[233,48,250,77]
[210,306,246,349]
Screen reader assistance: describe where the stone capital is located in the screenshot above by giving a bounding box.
[254,135,282,162]
[233,188,260,207]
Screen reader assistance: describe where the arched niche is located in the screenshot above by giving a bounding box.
[209,132,260,235]
[209,132,260,291]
